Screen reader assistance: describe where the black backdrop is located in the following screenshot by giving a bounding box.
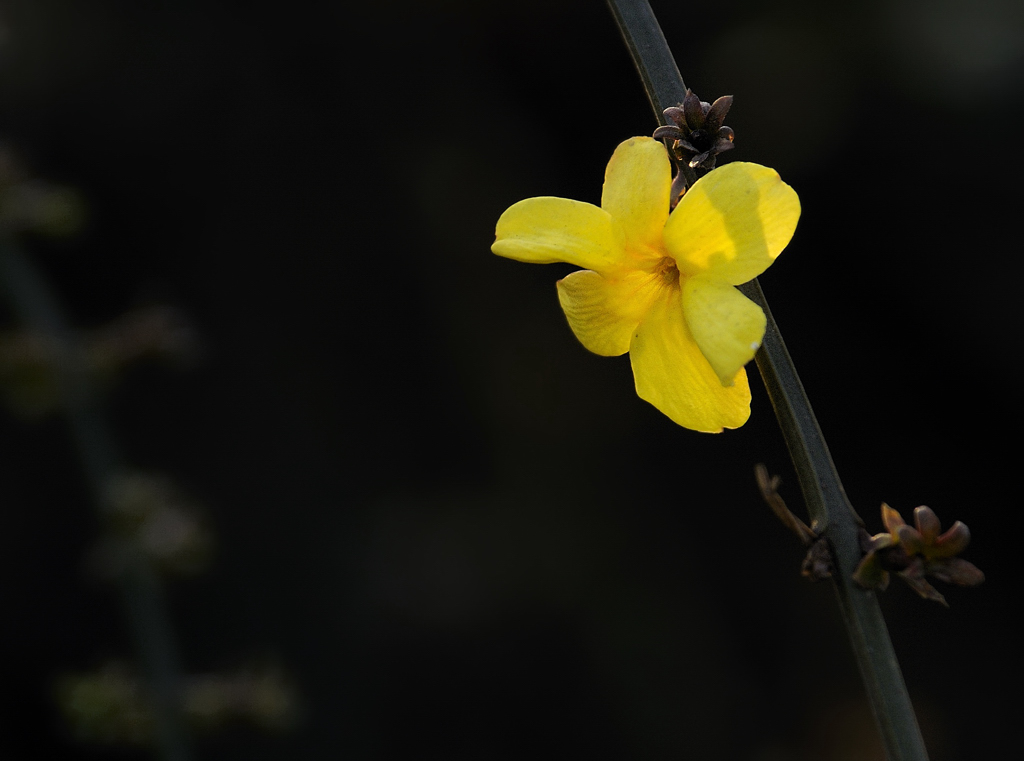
[2,1,1021,759]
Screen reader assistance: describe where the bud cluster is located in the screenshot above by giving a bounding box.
[653,89,736,207]
[853,504,984,606]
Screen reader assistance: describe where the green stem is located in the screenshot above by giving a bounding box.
[0,238,192,761]
[606,2,929,759]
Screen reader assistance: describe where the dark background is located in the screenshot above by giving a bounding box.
[1,0,1021,759]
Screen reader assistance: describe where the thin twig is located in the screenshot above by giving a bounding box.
[606,2,929,759]
[755,463,816,547]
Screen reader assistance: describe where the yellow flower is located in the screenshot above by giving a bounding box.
[492,137,800,432]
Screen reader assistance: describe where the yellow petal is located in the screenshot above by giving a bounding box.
[681,276,766,385]
[492,196,627,275]
[662,162,800,285]
[557,268,666,357]
[600,137,672,257]
[629,288,751,432]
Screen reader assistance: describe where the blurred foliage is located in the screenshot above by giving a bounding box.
[0,306,196,417]
[88,470,214,579]
[56,661,299,746]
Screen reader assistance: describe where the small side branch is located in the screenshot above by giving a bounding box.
[756,464,832,581]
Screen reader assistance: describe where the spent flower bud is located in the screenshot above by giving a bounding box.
[853,503,984,606]
[654,89,736,174]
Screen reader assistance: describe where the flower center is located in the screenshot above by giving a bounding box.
[654,256,680,286]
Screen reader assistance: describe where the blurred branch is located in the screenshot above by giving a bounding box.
[0,238,193,761]
[606,2,929,759]
[57,660,299,744]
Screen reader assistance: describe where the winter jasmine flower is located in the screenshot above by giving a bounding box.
[492,136,800,432]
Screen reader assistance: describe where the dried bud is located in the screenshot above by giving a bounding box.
[657,89,736,174]
[853,503,983,606]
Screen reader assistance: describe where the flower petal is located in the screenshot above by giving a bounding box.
[629,288,751,432]
[663,162,800,284]
[704,95,733,133]
[681,276,766,385]
[933,521,970,558]
[682,91,705,130]
[913,506,941,544]
[600,137,671,256]
[882,503,906,534]
[557,268,665,357]
[492,196,627,274]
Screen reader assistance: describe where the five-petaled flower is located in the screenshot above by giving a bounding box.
[491,137,800,432]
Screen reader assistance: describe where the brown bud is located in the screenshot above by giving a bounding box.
[861,502,982,605]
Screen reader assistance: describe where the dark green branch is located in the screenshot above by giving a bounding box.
[606,2,928,759]
[0,238,192,761]
[606,0,688,125]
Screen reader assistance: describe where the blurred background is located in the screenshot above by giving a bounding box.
[1,0,1021,759]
